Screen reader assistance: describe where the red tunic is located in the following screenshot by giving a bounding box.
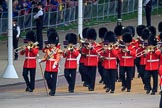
[83,42,99,66]
[42,47,61,72]
[63,48,79,69]
[100,49,118,69]
[79,47,86,64]
[20,47,38,68]
[118,45,136,67]
[145,49,161,71]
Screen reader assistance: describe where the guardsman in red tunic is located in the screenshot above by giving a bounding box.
[98,27,108,84]
[136,28,150,90]
[99,31,119,93]
[144,35,161,95]
[122,26,138,79]
[20,31,39,92]
[83,28,99,91]
[39,29,62,96]
[79,27,89,87]
[63,33,79,93]
[114,25,124,82]
[118,32,136,92]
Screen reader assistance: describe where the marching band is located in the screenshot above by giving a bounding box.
[17,22,162,96]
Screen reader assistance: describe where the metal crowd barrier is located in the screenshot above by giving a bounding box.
[0,0,161,35]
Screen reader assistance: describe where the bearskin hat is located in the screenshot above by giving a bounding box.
[86,28,97,40]
[126,26,135,37]
[122,26,135,37]
[26,30,36,42]
[48,29,59,45]
[158,22,162,32]
[104,31,116,43]
[136,25,146,36]
[99,27,108,39]
[141,28,152,40]
[159,32,162,40]
[148,35,157,46]
[65,33,77,45]
[114,25,124,36]
[122,32,132,43]
[82,27,89,38]
[47,28,56,38]
[148,26,156,37]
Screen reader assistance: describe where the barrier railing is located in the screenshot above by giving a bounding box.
[0,0,161,35]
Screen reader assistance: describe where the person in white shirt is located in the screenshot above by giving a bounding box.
[13,18,20,60]
[144,0,152,27]
[34,2,44,50]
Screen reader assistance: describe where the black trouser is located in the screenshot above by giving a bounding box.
[86,66,96,90]
[44,71,58,94]
[145,6,152,27]
[79,63,86,82]
[139,65,146,86]
[103,69,116,91]
[116,59,121,80]
[133,57,141,78]
[98,62,104,82]
[22,68,36,90]
[64,69,76,91]
[144,70,158,92]
[36,22,43,50]
[160,94,162,108]
[13,38,18,59]
[120,66,133,90]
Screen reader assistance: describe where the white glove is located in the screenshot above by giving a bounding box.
[52,62,57,69]
[38,59,42,63]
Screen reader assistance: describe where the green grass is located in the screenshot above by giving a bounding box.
[0,7,162,41]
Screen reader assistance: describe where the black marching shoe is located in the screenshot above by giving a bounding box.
[103,85,107,89]
[121,87,126,91]
[25,87,33,92]
[69,90,74,93]
[151,92,155,95]
[88,88,94,91]
[146,90,150,94]
[106,88,110,93]
[127,89,131,92]
[83,82,89,87]
[110,91,114,93]
[49,91,55,96]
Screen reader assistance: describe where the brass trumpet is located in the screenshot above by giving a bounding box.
[14,42,39,53]
[136,45,157,57]
[67,44,75,51]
